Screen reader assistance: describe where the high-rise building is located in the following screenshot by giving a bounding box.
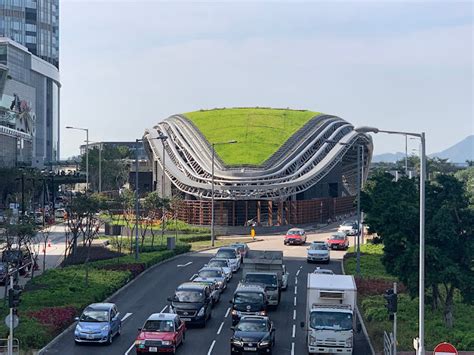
[0,0,59,68]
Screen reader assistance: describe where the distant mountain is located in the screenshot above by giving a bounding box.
[430,135,474,163]
[371,152,406,163]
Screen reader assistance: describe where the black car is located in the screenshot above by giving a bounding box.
[230,316,275,354]
[168,282,213,327]
[230,283,268,325]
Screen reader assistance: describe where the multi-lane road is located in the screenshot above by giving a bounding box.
[42,224,371,355]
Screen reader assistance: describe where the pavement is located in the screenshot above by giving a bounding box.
[40,223,372,355]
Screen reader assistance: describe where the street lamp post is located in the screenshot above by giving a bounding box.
[211,140,237,247]
[157,134,168,244]
[66,126,89,192]
[355,126,426,355]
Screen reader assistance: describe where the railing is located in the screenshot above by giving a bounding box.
[383,331,394,355]
[0,338,20,355]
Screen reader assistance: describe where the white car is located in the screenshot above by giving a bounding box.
[307,242,330,264]
[313,267,334,275]
[215,247,241,272]
[206,258,232,281]
[338,221,359,236]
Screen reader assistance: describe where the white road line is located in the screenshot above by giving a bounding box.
[294,286,298,295]
[217,322,224,335]
[189,274,197,280]
[121,312,133,322]
[291,342,295,355]
[295,278,298,285]
[294,297,297,307]
[300,266,303,269]
[160,305,168,313]
[207,340,216,355]
[124,342,135,355]
[296,270,301,276]
[177,261,193,267]
[293,309,296,320]
[292,324,296,338]
[225,307,231,318]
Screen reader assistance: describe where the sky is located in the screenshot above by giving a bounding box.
[59,0,473,159]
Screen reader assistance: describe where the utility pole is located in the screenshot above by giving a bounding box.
[356,145,361,276]
[160,135,168,243]
[135,139,140,261]
[211,144,216,247]
[393,282,398,355]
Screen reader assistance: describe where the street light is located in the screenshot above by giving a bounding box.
[355,126,426,355]
[66,126,89,192]
[325,139,365,275]
[211,140,237,247]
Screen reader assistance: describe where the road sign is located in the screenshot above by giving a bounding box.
[433,342,458,355]
[5,314,19,329]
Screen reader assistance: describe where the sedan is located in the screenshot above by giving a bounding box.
[135,313,185,354]
[215,247,241,272]
[230,316,275,354]
[74,303,121,344]
[307,242,330,264]
[196,267,227,291]
[327,232,349,250]
[284,228,307,245]
[205,258,232,281]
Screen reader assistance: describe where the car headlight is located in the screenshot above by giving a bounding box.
[258,311,266,316]
[310,335,316,345]
[101,324,110,331]
[345,337,352,347]
[197,306,206,317]
[259,339,270,347]
[135,339,145,346]
[75,324,83,332]
[232,339,243,346]
[231,309,239,315]
[162,340,172,345]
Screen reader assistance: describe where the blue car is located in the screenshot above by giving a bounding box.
[74,303,121,344]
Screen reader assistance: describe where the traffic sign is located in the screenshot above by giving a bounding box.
[433,342,458,355]
[5,314,19,329]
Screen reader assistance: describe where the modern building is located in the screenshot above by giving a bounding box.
[0,0,59,68]
[144,108,373,227]
[0,37,60,167]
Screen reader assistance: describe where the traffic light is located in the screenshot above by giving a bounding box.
[383,288,397,314]
[8,285,22,308]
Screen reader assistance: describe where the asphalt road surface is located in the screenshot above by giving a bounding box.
[42,224,371,355]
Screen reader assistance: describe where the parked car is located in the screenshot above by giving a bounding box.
[284,228,307,245]
[307,241,330,263]
[215,247,241,272]
[229,243,249,261]
[327,232,349,250]
[194,267,227,291]
[168,282,213,327]
[230,316,276,354]
[338,221,359,236]
[135,313,185,354]
[205,258,232,281]
[313,267,334,275]
[55,208,67,219]
[74,303,121,344]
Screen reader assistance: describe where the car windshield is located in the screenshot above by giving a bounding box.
[216,250,236,259]
[235,320,268,332]
[331,235,345,240]
[342,221,354,226]
[234,292,264,304]
[287,230,302,235]
[80,309,109,322]
[245,274,277,287]
[310,311,352,331]
[174,290,204,302]
[199,270,222,278]
[143,319,175,332]
[309,243,327,250]
[209,260,227,268]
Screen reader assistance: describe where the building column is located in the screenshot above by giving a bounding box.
[268,201,273,226]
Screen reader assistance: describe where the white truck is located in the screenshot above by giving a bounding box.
[301,274,359,354]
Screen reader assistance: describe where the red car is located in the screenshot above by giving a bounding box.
[327,232,349,250]
[135,313,185,354]
[284,228,307,245]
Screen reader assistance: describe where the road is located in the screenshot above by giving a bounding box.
[42,224,371,355]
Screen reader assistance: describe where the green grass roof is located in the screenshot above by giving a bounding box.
[184,107,320,166]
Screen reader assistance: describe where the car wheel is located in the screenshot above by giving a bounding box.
[117,324,122,336]
[107,332,113,345]
[181,332,186,345]
[74,340,81,346]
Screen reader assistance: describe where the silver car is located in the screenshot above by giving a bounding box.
[206,258,232,281]
[307,242,330,263]
[196,267,227,291]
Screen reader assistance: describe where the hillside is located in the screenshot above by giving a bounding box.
[430,135,473,163]
[184,107,320,166]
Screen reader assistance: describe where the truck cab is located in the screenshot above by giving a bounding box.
[230,283,268,325]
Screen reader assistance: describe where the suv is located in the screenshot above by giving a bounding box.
[307,241,330,263]
[230,283,268,325]
[168,282,213,327]
[284,228,307,245]
[74,303,121,344]
[215,247,241,272]
[135,313,185,354]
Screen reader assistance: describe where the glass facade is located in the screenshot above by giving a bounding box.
[0,0,59,68]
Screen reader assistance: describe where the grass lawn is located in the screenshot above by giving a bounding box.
[344,243,474,350]
[184,108,321,166]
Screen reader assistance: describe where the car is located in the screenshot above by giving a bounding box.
[74,303,121,344]
[338,221,359,236]
[2,249,33,276]
[307,241,330,263]
[230,316,276,354]
[195,267,227,291]
[229,243,249,261]
[313,267,334,275]
[215,247,241,272]
[205,258,232,281]
[191,279,221,305]
[55,208,67,219]
[168,282,213,327]
[135,313,185,354]
[230,283,268,325]
[284,228,307,245]
[327,232,349,250]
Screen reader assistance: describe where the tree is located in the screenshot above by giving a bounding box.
[362,172,474,328]
[143,191,171,247]
[455,167,474,208]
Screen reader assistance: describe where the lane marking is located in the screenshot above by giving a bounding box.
[294,297,297,307]
[178,261,193,268]
[291,342,295,355]
[160,305,168,313]
[207,340,216,355]
[293,309,296,320]
[225,307,231,318]
[295,278,298,285]
[294,286,298,295]
[292,324,296,338]
[296,270,301,276]
[217,321,224,335]
[121,312,133,322]
[189,274,197,280]
[124,342,135,355]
